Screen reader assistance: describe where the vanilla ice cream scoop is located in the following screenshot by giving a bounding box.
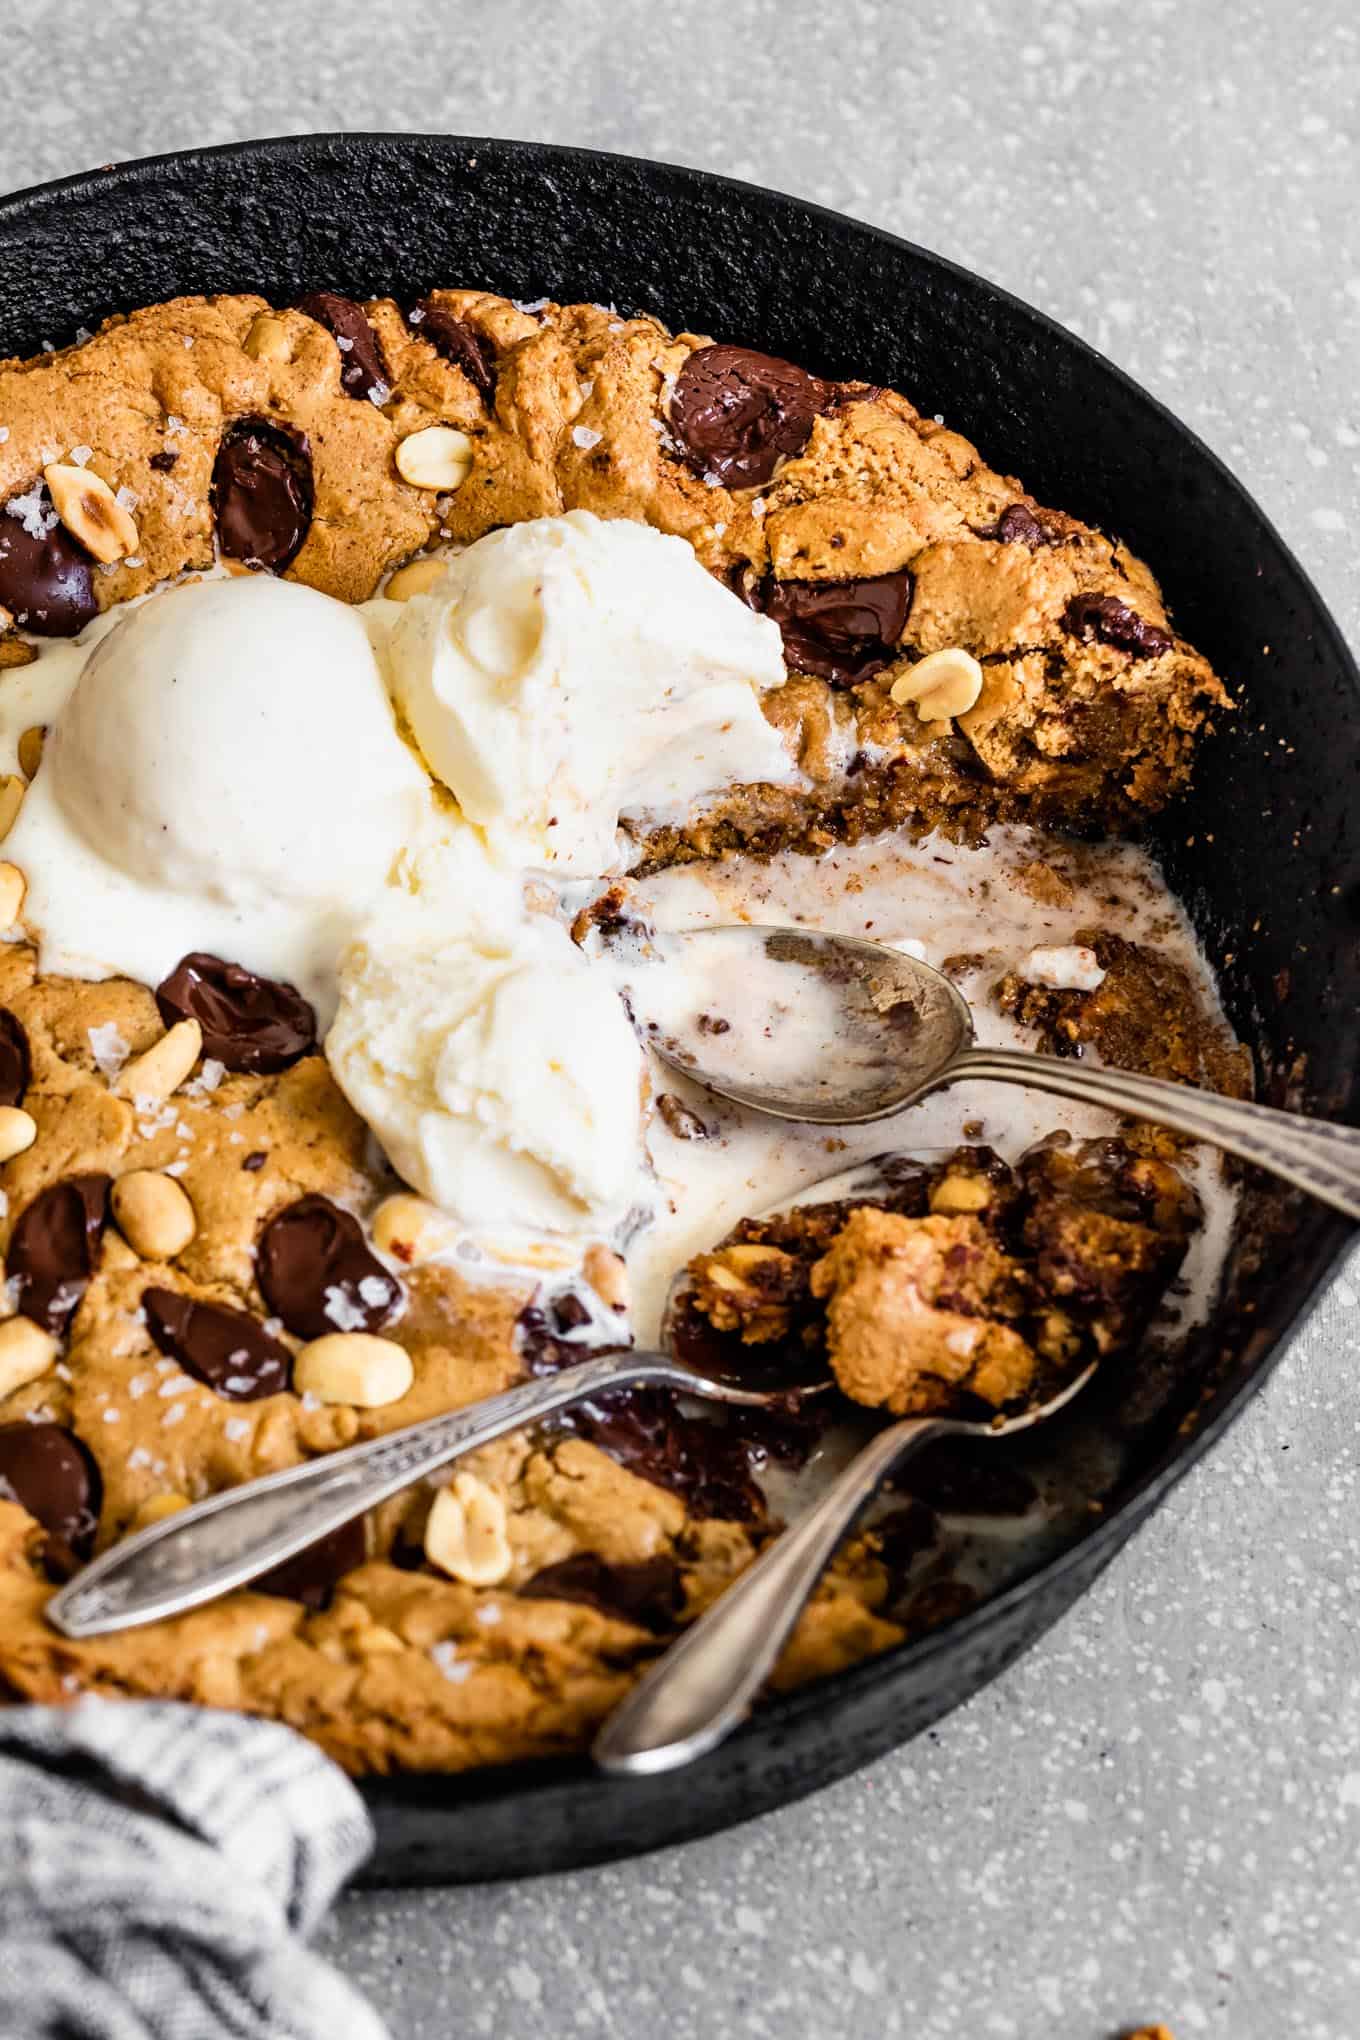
[9,575,429,1018]
[384,510,794,876]
[325,836,645,1235]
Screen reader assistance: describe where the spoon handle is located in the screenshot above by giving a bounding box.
[952,1048,1360,1224]
[45,1350,691,1640]
[593,1413,946,1775]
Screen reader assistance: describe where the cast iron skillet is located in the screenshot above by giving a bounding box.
[0,135,1356,1885]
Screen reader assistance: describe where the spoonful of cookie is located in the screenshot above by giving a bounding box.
[618,926,1360,1221]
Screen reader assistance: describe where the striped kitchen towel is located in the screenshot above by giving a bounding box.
[0,1696,389,2039]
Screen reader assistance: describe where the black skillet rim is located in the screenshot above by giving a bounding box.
[0,133,1355,1881]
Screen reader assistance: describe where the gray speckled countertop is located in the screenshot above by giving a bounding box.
[3,3,1359,2034]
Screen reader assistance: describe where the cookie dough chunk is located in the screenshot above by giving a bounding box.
[995,930,1251,1098]
[810,1209,1037,1416]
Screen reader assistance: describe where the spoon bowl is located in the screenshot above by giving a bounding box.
[620,925,974,1123]
[622,925,1360,1222]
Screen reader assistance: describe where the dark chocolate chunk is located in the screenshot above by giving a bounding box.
[156,953,316,1074]
[669,343,834,490]
[551,1291,592,1334]
[241,1151,268,1173]
[0,1421,101,1566]
[520,1552,681,1633]
[211,418,313,572]
[0,1008,30,1108]
[296,290,389,404]
[409,300,496,403]
[143,1288,291,1401]
[990,502,1064,547]
[9,1175,110,1336]
[0,500,97,637]
[1062,593,1174,658]
[148,449,179,473]
[563,1387,766,1523]
[257,1194,402,1342]
[748,568,914,685]
[257,1515,367,1608]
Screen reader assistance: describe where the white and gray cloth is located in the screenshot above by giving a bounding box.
[0,1697,390,2040]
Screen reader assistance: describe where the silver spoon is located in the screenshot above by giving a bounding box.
[593,1356,1096,1776]
[622,926,1360,1220]
[46,1338,829,1641]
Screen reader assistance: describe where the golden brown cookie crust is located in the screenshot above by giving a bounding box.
[2,287,1228,842]
[0,284,1233,1776]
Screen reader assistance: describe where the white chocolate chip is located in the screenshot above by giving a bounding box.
[43,462,139,565]
[113,1018,202,1103]
[889,646,984,723]
[0,776,24,843]
[423,1472,513,1586]
[294,1332,414,1408]
[0,1106,36,1163]
[370,1193,458,1265]
[111,1170,197,1261]
[395,426,473,492]
[0,1316,59,1398]
[0,861,25,929]
[384,554,450,602]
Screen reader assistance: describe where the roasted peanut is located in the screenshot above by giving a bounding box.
[112,1170,197,1260]
[423,1472,513,1586]
[384,555,449,601]
[0,1316,59,1397]
[395,425,473,491]
[890,647,983,723]
[370,1193,457,1265]
[43,462,139,565]
[113,1018,202,1103]
[294,1332,414,1408]
[0,862,25,928]
[0,1107,36,1163]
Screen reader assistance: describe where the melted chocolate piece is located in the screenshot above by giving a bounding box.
[991,502,1064,547]
[257,1194,402,1342]
[156,953,316,1073]
[565,1388,766,1523]
[0,1421,101,1570]
[9,1175,110,1336]
[296,290,389,404]
[520,1552,681,1633]
[0,1008,30,1108]
[148,449,179,473]
[0,503,97,637]
[143,1288,291,1401]
[749,569,913,685]
[410,300,496,403]
[211,418,313,572]
[258,1515,367,1608]
[669,343,834,490]
[1062,593,1174,658]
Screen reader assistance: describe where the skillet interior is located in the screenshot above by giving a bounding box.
[0,133,1355,1884]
